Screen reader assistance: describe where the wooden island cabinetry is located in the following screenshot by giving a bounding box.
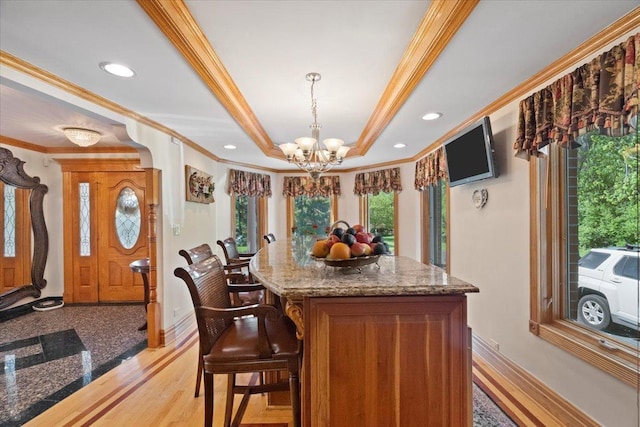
[250,239,478,427]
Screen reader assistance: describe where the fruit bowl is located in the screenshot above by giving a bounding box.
[311,254,381,271]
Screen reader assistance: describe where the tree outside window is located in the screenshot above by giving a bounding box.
[234,195,258,253]
[293,196,331,236]
[565,132,639,342]
[368,192,395,254]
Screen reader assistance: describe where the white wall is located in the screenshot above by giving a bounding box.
[456,31,639,425]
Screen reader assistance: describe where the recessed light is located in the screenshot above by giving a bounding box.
[422,112,442,121]
[393,143,406,148]
[224,144,237,150]
[99,62,135,78]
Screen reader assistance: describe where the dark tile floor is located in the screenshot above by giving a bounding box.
[0,303,147,426]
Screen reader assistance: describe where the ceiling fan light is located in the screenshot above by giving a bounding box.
[63,127,101,147]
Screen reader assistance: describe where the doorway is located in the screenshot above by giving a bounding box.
[60,160,148,303]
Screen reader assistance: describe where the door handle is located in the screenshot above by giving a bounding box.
[610,277,622,283]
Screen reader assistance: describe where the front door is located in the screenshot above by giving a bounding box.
[64,165,147,303]
[97,172,147,301]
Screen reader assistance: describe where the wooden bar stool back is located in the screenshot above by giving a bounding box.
[174,255,301,427]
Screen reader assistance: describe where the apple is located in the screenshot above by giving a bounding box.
[353,224,366,233]
[326,234,340,248]
[350,242,367,257]
[355,231,371,244]
[362,244,372,256]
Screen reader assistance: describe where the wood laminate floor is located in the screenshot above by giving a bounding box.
[2,304,517,426]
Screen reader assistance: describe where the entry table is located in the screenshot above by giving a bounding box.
[250,239,479,427]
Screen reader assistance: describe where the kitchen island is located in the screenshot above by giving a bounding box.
[250,238,479,427]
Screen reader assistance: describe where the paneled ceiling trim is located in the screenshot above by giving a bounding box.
[355,0,479,156]
[138,0,478,162]
[136,0,277,158]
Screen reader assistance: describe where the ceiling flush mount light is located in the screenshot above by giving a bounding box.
[422,112,442,121]
[279,72,350,180]
[394,143,407,148]
[99,61,136,78]
[63,127,102,147]
[223,144,237,150]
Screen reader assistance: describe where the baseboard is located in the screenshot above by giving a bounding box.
[161,310,196,347]
[472,334,599,427]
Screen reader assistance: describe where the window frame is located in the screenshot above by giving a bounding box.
[529,144,639,388]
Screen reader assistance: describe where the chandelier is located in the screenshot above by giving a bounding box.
[279,72,350,180]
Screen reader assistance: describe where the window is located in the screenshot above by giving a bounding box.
[287,195,336,237]
[362,192,397,255]
[430,180,447,268]
[531,131,639,386]
[233,195,266,253]
[283,175,340,238]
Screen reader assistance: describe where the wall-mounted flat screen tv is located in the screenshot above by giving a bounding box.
[443,116,498,187]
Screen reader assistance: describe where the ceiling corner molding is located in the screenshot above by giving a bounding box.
[0,50,219,161]
[137,0,274,157]
[411,6,640,164]
[1,135,48,153]
[357,0,479,154]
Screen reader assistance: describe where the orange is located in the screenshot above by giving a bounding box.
[311,240,330,258]
[328,242,351,260]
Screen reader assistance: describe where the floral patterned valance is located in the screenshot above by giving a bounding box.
[353,167,402,196]
[514,33,639,158]
[414,147,447,190]
[227,169,272,198]
[282,175,341,197]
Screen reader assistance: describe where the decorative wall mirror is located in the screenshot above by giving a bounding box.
[0,147,49,309]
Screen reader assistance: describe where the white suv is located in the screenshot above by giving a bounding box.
[577,246,639,330]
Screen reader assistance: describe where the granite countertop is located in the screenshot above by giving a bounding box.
[249,238,479,299]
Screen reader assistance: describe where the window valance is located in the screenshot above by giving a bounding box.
[282,175,341,197]
[414,147,447,190]
[514,33,639,158]
[227,169,272,198]
[353,167,402,196]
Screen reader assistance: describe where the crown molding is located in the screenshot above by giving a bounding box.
[0,50,218,161]
[0,134,138,154]
[412,7,640,163]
